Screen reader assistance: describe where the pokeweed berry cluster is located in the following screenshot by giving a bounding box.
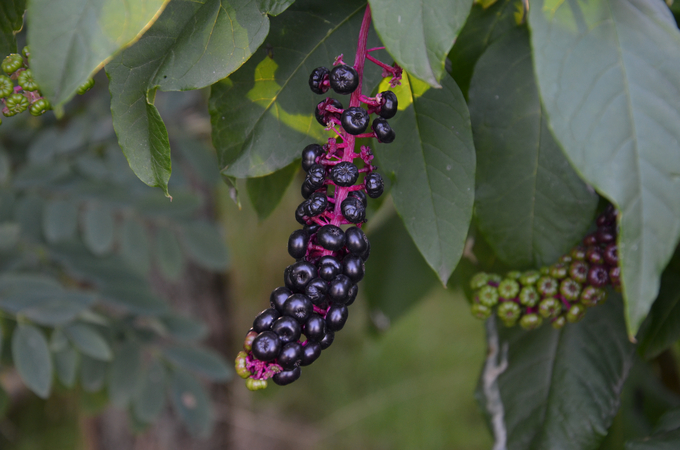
[469,205,620,330]
[0,47,95,125]
[235,6,402,391]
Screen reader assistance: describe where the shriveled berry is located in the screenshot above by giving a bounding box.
[235,351,251,379]
[470,272,490,290]
[301,341,322,365]
[29,98,50,116]
[0,75,13,98]
[497,301,521,322]
[315,98,342,126]
[587,265,609,287]
[568,261,589,284]
[378,91,398,119]
[302,143,324,171]
[345,284,359,306]
[317,225,346,251]
[519,271,540,286]
[309,67,330,94]
[538,297,561,319]
[305,192,328,216]
[343,254,365,283]
[319,329,335,349]
[520,314,543,330]
[277,342,302,370]
[596,226,615,244]
[570,246,587,261]
[328,274,353,304]
[519,286,539,307]
[273,367,301,386]
[288,229,309,259]
[253,308,281,332]
[270,287,291,312]
[318,255,343,281]
[566,303,587,323]
[552,315,567,330]
[305,278,328,306]
[372,117,395,143]
[586,246,604,265]
[283,294,313,323]
[271,316,302,343]
[331,162,359,187]
[559,278,582,301]
[341,197,366,223]
[290,261,317,290]
[549,263,568,279]
[329,65,359,94]
[471,303,492,319]
[17,69,38,91]
[341,107,370,135]
[76,78,95,95]
[326,304,349,331]
[364,172,384,198]
[498,278,520,299]
[345,226,369,255]
[251,331,282,361]
[348,190,367,208]
[536,276,558,297]
[2,54,23,74]
[304,314,326,342]
[478,285,499,307]
[604,243,618,266]
[305,164,326,190]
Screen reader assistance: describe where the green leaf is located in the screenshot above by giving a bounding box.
[27,0,170,108]
[478,297,634,450]
[246,161,299,221]
[80,355,107,392]
[43,199,79,244]
[625,408,680,450]
[0,0,25,56]
[0,148,11,186]
[364,211,439,322]
[0,385,8,418]
[158,314,208,342]
[0,273,62,295]
[108,341,142,408]
[178,222,229,271]
[53,343,78,388]
[373,72,475,285]
[170,370,213,437]
[447,0,518,98]
[15,194,45,241]
[12,324,52,399]
[106,0,272,195]
[528,0,680,336]
[209,0,389,178]
[101,284,168,316]
[12,163,71,189]
[155,227,184,280]
[174,138,221,185]
[120,217,151,274]
[133,360,167,423]
[0,222,20,251]
[257,0,295,16]
[468,28,598,268]
[81,203,115,256]
[20,291,96,326]
[64,323,112,361]
[637,269,680,359]
[162,345,232,381]
[368,0,472,87]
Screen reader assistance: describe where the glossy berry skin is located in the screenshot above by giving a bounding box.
[271,316,302,344]
[609,266,621,284]
[302,143,324,171]
[304,223,320,235]
[471,303,492,319]
[571,246,587,261]
[345,226,369,255]
[364,172,384,198]
[583,233,598,246]
[17,69,38,91]
[549,263,568,279]
[604,244,618,266]
[301,341,322,366]
[341,107,370,135]
[497,301,521,322]
[253,308,281,332]
[288,230,309,259]
[586,246,604,265]
[360,239,371,262]
[519,271,540,286]
[4,93,29,116]
[328,274,353,303]
[304,278,328,306]
[277,342,302,370]
[378,91,398,119]
[305,164,326,190]
[587,265,609,288]
[305,192,329,216]
[270,287,291,312]
[2,54,23,74]
[273,367,301,386]
[304,314,326,342]
[596,227,615,244]
[0,75,12,98]
[343,254,365,283]
[326,304,349,331]
[301,180,316,199]
[372,117,395,143]
[251,331,282,362]
[29,98,50,116]
[317,225,346,251]
[283,293,313,323]
[348,189,367,208]
[536,277,558,297]
[289,261,317,290]
[346,284,359,306]
[330,64,359,94]
[295,202,308,224]
[309,67,330,94]
[331,162,359,186]
[320,330,335,349]
[315,98,342,126]
[341,197,366,223]
[318,255,343,281]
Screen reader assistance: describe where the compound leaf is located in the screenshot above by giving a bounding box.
[43,199,79,244]
[155,228,184,281]
[108,341,142,408]
[81,203,115,256]
[12,324,52,399]
[178,222,229,271]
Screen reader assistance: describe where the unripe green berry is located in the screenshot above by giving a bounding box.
[243,330,258,352]
[18,69,38,91]
[77,77,95,95]
[245,378,268,391]
[29,98,50,116]
[559,277,582,301]
[549,263,568,279]
[551,315,567,330]
[235,351,251,379]
[539,266,550,275]
[580,286,607,307]
[0,75,12,98]
[3,93,29,116]
[536,276,558,297]
[477,285,499,307]
[559,254,572,264]
[22,46,30,59]
[570,246,587,261]
[538,297,561,319]
[520,313,543,330]
[488,274,502,284]
[470,272,489,290]
[568,261,589,284]
[519,270,540,286]
[497,301,521,322]
[501,318,518,328]
[498,278,520,299]
[566,303,587,323]
[519,286,539,307]
[471,303,492,319]
[2,54,23,74]
[506,270,521,280]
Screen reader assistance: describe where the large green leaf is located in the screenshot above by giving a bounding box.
[162,345,232,381]
[0,0,25,56]
[626,408,680,450]
[257,0,295,16]
[27,0,169,109]
[478,298,634,450]
[209,0,389,178]
[368,0,472,87]
[170,370,213,437]
[12,324,52,399]
[447,0,518,98]
[528,0,680,336]
[106,0,272,196]
[468,28,598,268]
[637,266,680,359]
[246,161,299,221]
[372,72,475,285]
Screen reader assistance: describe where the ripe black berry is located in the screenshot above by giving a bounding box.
[277,342,303,370]
[343,255,365,283]
[273,367,301,386]
[348,190,367,208]
[304,278,328,306]
[305,164,326,190]
[309,67,329,94]
[364,172,384,198]
[301,180,316,199]
[303,223,320,235]
[271,316,302,344]
[300,341,322,366]
[341,107,370,135]
[288,230,309,259]
[329,65,359,94]
[341,197,365,223]
[360,239,371,261]
[317,225,346,251]
[326,304,349,331]
[345,226,369,255]
[372,118,395,143]
[283,265,296,291]
[304,314,326,342]
[302,144,325,171]
[295,202,308,224]
[587,265,609,287]
[315,98,342,126]
[328,274,353,304]
[270,287,291,312]
[253,308,281,332]
[378,91,398,119]
[320,330,335,349]
[251,331,282,362]
[318,255,343,281]
[290,261,317,290]
[346,284,359,306]
[305,192,329,216]
[330,162,359,187]
[283,293,313,323]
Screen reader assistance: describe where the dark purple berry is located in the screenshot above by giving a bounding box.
[604,243,618,266]
[303,223,320,235]
[330,162,359,187]
[301,180,316,199]
[341,197,366,224]
[345,284,359,306]
[583,233,598,246]
[270,287,291,312]
[596,213,612,227]
[309,67,329,95]
[328,274,353,304]
[304,314,326,342]
[596,227,615,244]
[318,255,342,281]
[586,246,604,265]
[300,341,322,366]
[587,265,609,287]
[320,330,335,349]
[604,205,617,223]
[317,225,346,251]
[251,331,281,362]
[302,144,325,171]
[329,65,359,94]
[305,192,328,216]
[372,118,395,143]
[273,367,301,386]
[283,265,296,291]
[295,202,309,224]
[345,226,368,255]
[364,172,384,198]
[341,107,370,135]
[360,239,371,261]
[288,230,309,259]
[378,91,398,119]
[326,304,349,331]
[305,164,326,190]
[304,278,328,306]
[283,293,313,323]
[315,98,342,126]
[348,190,367,208]
[271,316,301,344]
[289,261,317,290]
[277,342,302,370]
[610,266,621,285]
[343,254,365,283]
[253,308,280,332]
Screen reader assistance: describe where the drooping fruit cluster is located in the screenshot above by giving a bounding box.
[235,6,402,391]
[469,205,620,330]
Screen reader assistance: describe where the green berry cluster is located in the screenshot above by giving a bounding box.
[0,46,51,123]
[470,206,620,331]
